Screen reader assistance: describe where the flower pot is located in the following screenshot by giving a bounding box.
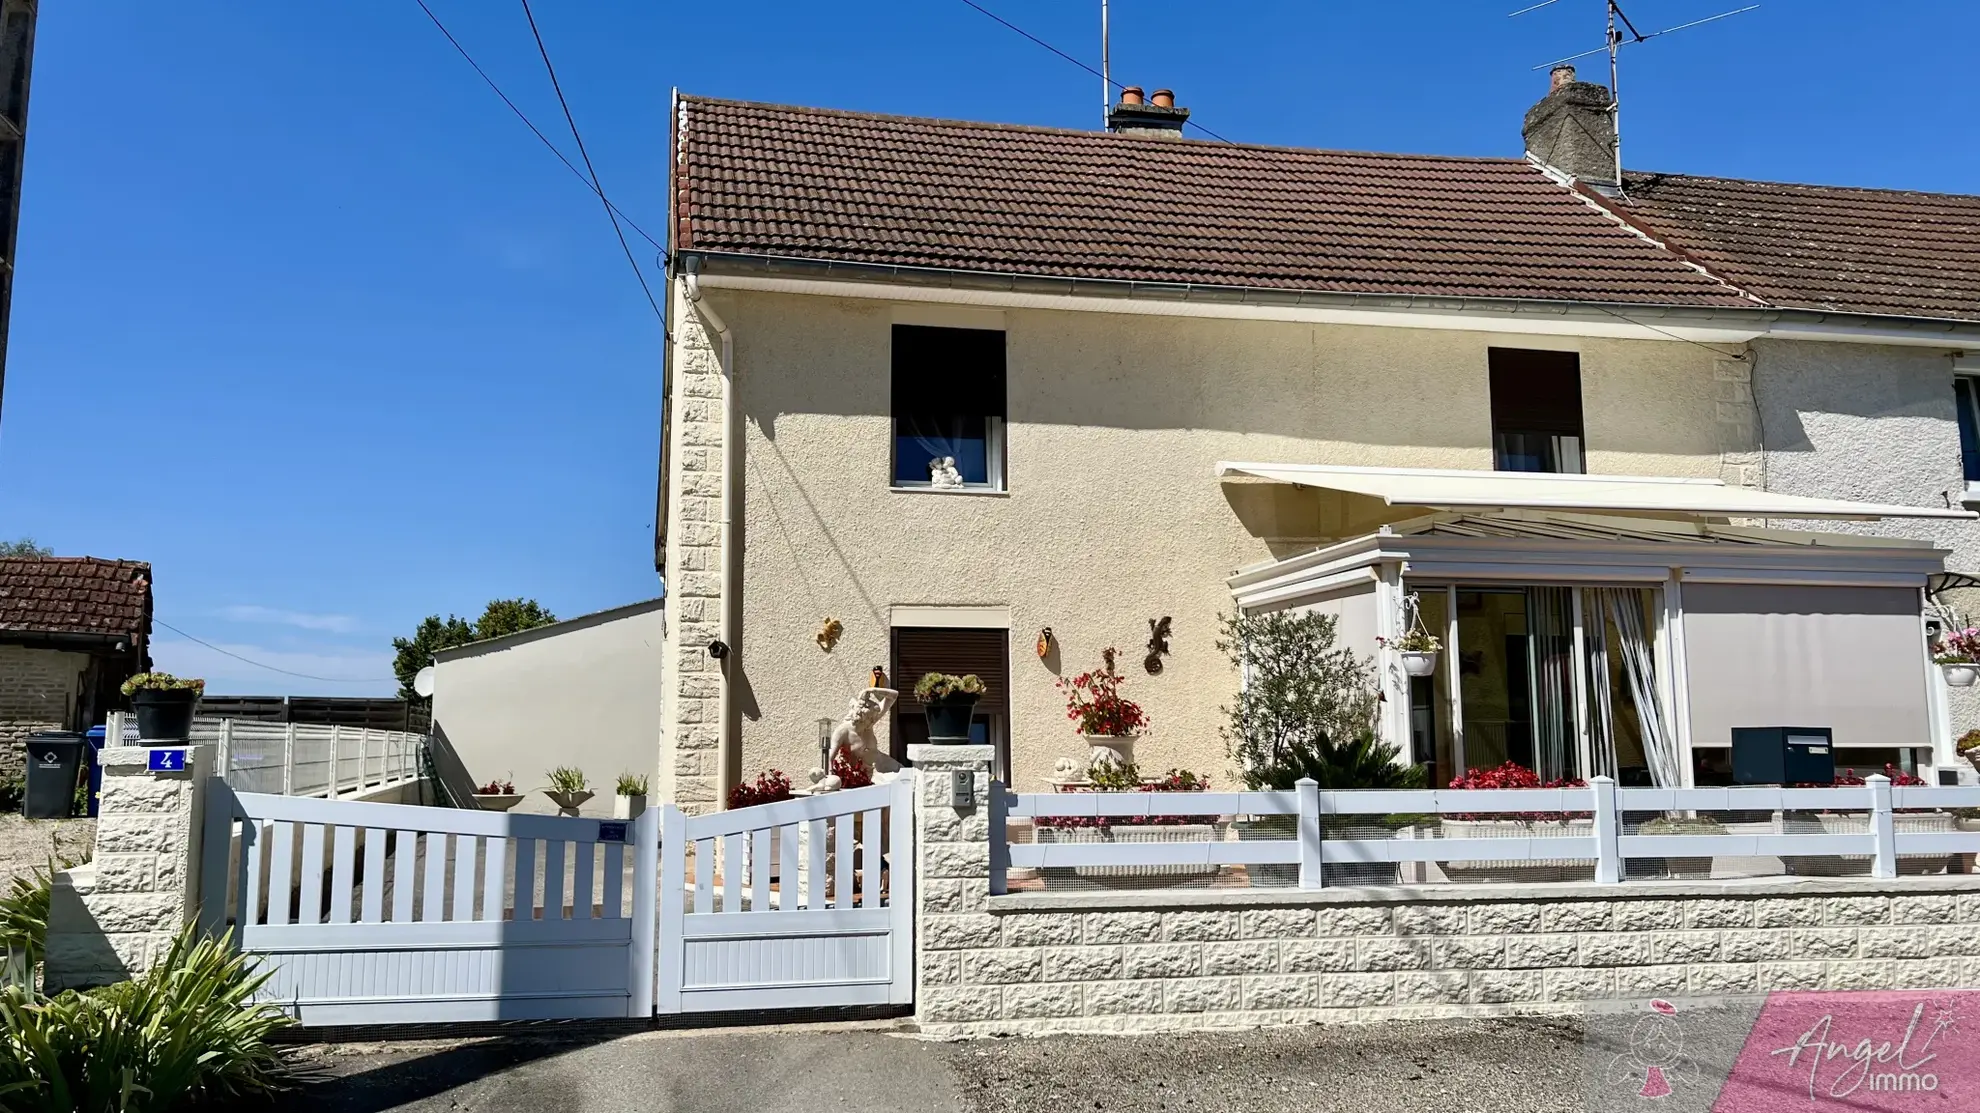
[1943,663,1979,688]
[1082,734,1136,772]
[923,693,980,742]
[1035,823,1224,883]
[1438,817,1598,883]
[614,793,647,820]
[545,790,594,817]
[473,793,524,812]
[1784,810,1955,876]
[1400,651,1438,678]
[130,688,199,741]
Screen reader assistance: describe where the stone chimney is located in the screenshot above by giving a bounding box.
[1108,86,1189,138]
[1523,64,1619,193]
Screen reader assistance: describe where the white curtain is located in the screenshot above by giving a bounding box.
[1600,588,1683,788]
[1528,587,1576,782]
[1582,595,1616,780]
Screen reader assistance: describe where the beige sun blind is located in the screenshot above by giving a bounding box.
[892,627,1011,719]
[1681,583,1929,750]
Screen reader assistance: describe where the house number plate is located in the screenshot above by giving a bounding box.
[147,749,188,773]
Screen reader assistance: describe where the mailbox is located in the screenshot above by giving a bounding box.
[1730,726,1835,785]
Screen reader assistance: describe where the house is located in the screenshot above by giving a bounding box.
[429,597,665,814]
[0,556,151,777]
[653,71,1980,810]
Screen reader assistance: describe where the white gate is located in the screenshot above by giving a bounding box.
[656,779,915,1013]
[201,783,659,1024]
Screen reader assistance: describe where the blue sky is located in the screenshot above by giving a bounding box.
[0,1,1974,696]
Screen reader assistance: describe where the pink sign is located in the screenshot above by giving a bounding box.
[1714,991,1975,1111]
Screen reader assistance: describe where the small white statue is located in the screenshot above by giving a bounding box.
[929,456,964,489]
[817,687,901,791]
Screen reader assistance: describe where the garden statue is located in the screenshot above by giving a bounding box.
[929,456,964,489]
[809,686,901,791]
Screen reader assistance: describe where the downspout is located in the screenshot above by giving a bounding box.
[683,273,737,806]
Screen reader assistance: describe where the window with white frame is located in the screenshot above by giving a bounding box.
[892,324,1006,490]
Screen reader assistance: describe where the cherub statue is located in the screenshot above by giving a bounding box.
[811,686,902,791]
[929,456,964,489]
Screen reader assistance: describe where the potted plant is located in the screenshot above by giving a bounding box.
[1785,765,1952,876]
[915,672,985,742]
[1936,627,1980,687]
[1441,762,1595,883]
[1628,815,1725,880]
[1959,729,1980,774]
[1381,629,1443,678]
[1057,650,1148,773]
[543,766,593,816]
[473,775,523,812]
[1034,762,1222,883]
[120,672,205,741]
[614,772,649,820]
[727,769,794,810]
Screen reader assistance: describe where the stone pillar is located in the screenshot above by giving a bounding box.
[45,744,212,991]
[907,743,996,1027]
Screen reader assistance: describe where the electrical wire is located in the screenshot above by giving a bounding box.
[1587,302,1750,361]
[517,0,665,323]
[153,619,397,684]
[956,0,1235,144]
[413,0,666,255]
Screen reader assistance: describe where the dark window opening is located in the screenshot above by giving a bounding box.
[1955,377,1980,483]
[1489,348,1585,474]
[890,626,1011,780]
[892,325,1006,488]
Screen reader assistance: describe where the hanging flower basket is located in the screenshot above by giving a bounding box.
[1934,627,1980,687]
[1943,663,1979,688]
[1380,600,1442,680]
[1400,651,1438,678]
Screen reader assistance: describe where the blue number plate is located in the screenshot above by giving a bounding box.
[147,749,188,773]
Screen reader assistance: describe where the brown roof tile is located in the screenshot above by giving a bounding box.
[673,96,1754,308]
[1614,172,1980,321]
[0,557,152,639]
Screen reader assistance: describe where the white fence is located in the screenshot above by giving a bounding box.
[991,775,1980,892]
[109,712,425,799]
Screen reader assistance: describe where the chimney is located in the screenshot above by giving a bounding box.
[1108,85,1188,139]
[1523,65,1619,193]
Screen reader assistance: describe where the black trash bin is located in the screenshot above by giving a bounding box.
[22,731,86,819]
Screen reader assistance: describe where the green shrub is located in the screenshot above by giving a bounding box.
[117,673,205,698]
[544,766,588,794]
[614,772,649,797]
[0,925,293,1112]
[0,778,20,815]
[0,869,50,974]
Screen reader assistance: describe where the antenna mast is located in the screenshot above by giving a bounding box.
[1101,0,1111,127]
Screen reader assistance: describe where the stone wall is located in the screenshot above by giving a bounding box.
[45,745,210,991]
[912,745,1980,1037]
[0,644,85,780]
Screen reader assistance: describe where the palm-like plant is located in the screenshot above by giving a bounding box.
[1250,729,1428,792]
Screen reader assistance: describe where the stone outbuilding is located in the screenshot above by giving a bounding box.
[0,556,152,778]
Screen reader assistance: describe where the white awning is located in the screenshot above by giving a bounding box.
[1216,462,1976,522]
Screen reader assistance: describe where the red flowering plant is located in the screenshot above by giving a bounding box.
[1794,763,1931,814]
[727,769,795,810]
[1037,762,1217,829]
[475,777,516,795]
[1447,761,1589,822]
[830,749,873,791]
[1057,651,1148,737]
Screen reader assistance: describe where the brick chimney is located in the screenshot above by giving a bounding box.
[1523,64,1619,193]
[1108,86,1188,138]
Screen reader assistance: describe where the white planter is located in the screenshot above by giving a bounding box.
[472,793,523,812]
[1036,823,1224,882]
[1785,810,1955,876]
[1438,817,1597,883]
[1081,734,1136,773]
[1943,663,1979,688]
[1400,651,1438,678]
[614,793,647,820]
[545,790,594,817]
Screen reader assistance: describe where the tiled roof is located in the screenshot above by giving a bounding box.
[672,96,1754,308]
[0,557,152,640]
[1614,172,1980,321]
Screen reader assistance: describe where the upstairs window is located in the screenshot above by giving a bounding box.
[1955,376,1980,485]
[892,325,1006,490]
[1489,347,1585,474]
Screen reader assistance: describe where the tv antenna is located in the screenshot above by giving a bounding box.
[1513,1,1759,188]
[1100,0,1110,128]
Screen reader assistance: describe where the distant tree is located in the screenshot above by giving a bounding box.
[0,538,52,557]
[390,598,558,700]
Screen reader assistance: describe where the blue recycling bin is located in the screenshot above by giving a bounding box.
[83,725,106,818]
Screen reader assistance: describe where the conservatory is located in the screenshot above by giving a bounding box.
[1219,462,1974,790]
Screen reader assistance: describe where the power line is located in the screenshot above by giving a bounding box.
[412,0,666,256]
[153,618,397,684]
[956,0,1235,144]
[1588,302,1749,361]
[517,0,665,324]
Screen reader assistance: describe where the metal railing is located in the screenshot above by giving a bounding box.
[108,712,426,800]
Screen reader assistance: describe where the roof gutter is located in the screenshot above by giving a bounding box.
[678,251,1980,351]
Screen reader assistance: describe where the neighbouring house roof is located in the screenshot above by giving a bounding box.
[671,95,1980,325]
[671,96,1753,308]
[1614,172,1980,322]
[0,557,152,641]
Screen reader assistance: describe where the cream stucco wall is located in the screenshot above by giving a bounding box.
[665,284,1734,796]
[1748,338,1980,746]
[432,599,665,816]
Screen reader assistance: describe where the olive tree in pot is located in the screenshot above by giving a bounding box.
[121,672,205,741]
[1216,610,1421,885]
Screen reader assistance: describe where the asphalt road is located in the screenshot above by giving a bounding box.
[272,1017,1602,1113]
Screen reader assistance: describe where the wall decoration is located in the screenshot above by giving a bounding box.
[815,616,844,651]
[1036,627,1055,660]
[870,664,889,689]
[1144,616,1172,674]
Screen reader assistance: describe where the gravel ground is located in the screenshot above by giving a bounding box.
[0,814,94,885]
